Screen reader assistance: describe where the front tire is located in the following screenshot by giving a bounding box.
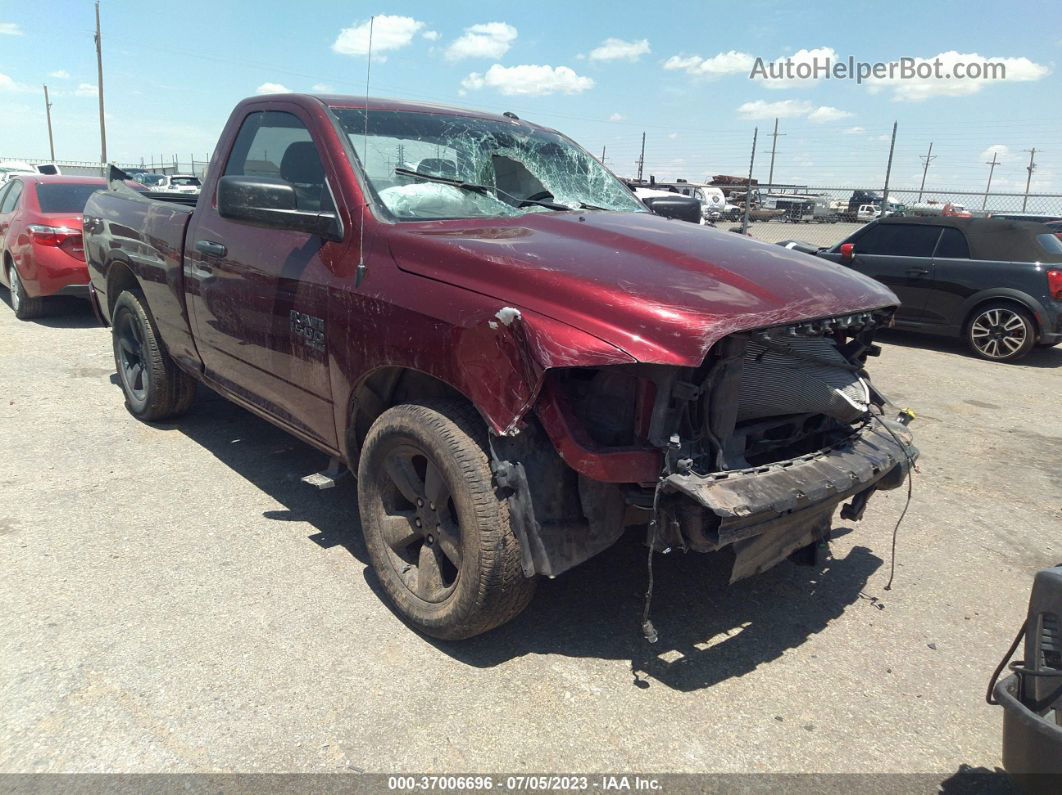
[111,289,196,421]
[8,263,47,320]
[965,302,1036,362]
[358,399,535,640]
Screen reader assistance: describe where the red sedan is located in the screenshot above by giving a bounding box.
[0,175,106,319]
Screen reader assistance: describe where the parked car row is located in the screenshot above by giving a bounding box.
[1,160,63,183]
[779,215,1062,361]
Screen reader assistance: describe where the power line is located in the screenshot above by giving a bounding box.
[636,132,645,181]
[766,118,786,189]
[1022,148,1039,211]
[982,151,999,210]
[917,142,935,201]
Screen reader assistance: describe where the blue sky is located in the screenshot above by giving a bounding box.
[2,0,1060,191]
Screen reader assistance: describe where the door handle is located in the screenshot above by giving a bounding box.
[905,267,929,276]
[195,239,227,258]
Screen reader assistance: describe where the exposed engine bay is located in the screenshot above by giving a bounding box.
[491,308,918,584]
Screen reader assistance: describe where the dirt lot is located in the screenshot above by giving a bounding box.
[1,292,1059,777]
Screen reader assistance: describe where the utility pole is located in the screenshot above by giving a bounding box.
[600,145,606,165]
[917,142,935,202]
[982,150,999,210]
[94,1,107,167]
[636,132,645,182]
[1022,148,1038,211]
[741,127,758,236]
[43,85,55,162]
[766,117,785,190]
[881,121,897,216]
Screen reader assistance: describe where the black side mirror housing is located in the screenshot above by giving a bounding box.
[641,194,702,224]
[217,175,343,241]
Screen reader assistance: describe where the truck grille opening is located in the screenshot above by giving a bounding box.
[738,337,870,423]
[552,311,890,479]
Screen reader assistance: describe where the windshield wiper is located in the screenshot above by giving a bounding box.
[394,167,582,212]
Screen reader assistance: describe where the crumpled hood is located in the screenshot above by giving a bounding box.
[387,211,898,366]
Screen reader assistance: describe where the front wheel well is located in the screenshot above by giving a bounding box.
[963,296,1039,336]
[346,367,475,469]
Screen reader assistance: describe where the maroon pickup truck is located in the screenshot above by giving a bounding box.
[83,94,917,640]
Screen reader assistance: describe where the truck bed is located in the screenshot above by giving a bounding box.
[83,186,201,374]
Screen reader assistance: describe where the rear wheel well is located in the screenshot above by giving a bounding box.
[963,296,1039,336]
[346,367,473,469]
[106,261,140,320]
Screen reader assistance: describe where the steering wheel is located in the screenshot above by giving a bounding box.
[519,190,554,207]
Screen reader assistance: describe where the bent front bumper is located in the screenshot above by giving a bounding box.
[663,416,917,581]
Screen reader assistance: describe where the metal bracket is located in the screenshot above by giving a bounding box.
[301,457,349,490]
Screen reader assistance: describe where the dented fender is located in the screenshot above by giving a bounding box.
[451,304,635,436]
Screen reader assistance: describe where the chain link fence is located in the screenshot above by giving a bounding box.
[1,157,210,179]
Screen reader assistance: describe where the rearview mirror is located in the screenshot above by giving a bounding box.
[217,175,343,241]
[839,242,855,263]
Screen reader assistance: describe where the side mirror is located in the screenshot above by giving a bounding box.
[217,175,343,241]
[839,242,855,263]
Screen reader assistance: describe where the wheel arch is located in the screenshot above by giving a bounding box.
[104,259,142,325]
[960,289,1043,335]
[344,366,480,471]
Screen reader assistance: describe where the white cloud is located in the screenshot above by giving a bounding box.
[664,50,755,77]
[422,30,440,41]
[608,112,625,121]
[667,132,678,139]
[843,126,865,134]
[75,83,98,97]
[255,82,290,95]
[587,38,650,62]
[980,144,1010,163]
[807,105,854,123]
[736,99,814,120]
[759,47,839,89]
[332,15,425,58]
[736,99,854,124]
[446,22,517,61]
[0,22,22,36]
[461,64,593,96]
[0,72,32,92]
[867,52,1050,101]
[48,69,70,79]
[311,83,333,92]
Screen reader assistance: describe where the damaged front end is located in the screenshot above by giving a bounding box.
[493,307,918,583]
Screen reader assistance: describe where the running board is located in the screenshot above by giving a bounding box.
[301,458,350,490]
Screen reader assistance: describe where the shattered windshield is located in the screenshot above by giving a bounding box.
[331,108,646,221]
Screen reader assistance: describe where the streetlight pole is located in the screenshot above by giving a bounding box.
[43,85,56,162]
[94,1,108,167]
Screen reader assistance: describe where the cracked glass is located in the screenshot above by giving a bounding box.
[331,108,647,221]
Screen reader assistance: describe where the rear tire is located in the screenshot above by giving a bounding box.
[964,302,1036,362]
[7,263,47,320]
[111,289,196,421]
[357,399,536,640]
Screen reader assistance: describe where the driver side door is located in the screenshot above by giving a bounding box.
[184,107,348,448]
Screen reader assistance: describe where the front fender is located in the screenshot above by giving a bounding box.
[452,306,635,436]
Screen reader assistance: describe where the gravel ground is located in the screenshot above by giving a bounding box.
[1,291,1059,778]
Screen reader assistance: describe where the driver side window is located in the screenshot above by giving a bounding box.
[225,111,331,212]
